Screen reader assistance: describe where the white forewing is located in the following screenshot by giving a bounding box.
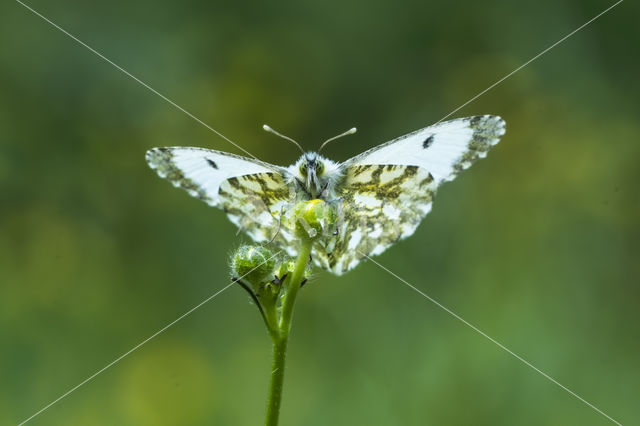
[340,115,505,185]
[145,147,283,206]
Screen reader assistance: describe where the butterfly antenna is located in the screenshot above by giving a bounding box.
[263,125,305,154]
[318,127,357,153]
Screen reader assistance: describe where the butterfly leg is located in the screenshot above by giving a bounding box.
[264,206,285,246]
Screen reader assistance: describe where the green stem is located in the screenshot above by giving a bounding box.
[279,239,312,333]
[264,238,312,426]
[265,336,288,426]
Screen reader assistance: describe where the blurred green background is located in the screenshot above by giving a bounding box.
[1,0,638,424]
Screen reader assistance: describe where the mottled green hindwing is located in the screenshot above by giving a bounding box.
[219,173,295,245]
[313,164,436,274]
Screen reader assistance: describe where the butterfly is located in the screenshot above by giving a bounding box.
[146,115,505,275]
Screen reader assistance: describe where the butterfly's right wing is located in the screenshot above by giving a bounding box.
[146,147,295,245]
[314,115,505,274]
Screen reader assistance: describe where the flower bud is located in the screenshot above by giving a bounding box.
[230,245,276,287]
[288,199,336,239]
[276,255,313,278]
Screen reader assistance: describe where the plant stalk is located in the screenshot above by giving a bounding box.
[264,238,312,426]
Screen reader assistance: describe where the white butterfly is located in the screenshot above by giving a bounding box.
[146,115,505,274]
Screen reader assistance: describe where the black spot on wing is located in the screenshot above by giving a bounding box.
[469,115,483,126]
[422,135,434,149]
[206,158,219,169]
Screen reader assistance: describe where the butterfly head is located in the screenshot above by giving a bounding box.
[294,152,338,198]
[262,124,353,198]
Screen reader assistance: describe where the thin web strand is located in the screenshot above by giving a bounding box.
[359,252,623,426]
[15,0,259,161]
[436,0,623,124]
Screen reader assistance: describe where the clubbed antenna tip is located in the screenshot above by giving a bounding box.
[318,127,357,152]
[263,124,304,154]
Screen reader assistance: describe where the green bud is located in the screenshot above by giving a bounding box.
[230,245,276,287]
[288,199,336,239]
[274,257,312,283]
[275,259,296,279]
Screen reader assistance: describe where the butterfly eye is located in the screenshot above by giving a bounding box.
[315,162,324,175]
[299,163,307,176]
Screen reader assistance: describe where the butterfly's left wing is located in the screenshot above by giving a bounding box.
[314,115,505,274]
[146,147,295,244]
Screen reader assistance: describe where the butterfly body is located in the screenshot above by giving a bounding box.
[288,152,341,200]
[146,115,505,274]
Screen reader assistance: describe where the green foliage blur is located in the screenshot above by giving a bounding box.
[2,0,638,424]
